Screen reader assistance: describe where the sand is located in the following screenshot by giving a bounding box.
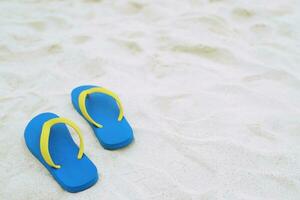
[0,0,300,199]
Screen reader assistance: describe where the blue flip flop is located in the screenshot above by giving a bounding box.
[24,112,98,193]
[71,85,134,150]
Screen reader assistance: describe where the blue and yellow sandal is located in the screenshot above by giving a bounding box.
[71,85,134,150]
[24,112,98,193]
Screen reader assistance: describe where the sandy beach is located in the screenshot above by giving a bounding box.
[0,0,300,199]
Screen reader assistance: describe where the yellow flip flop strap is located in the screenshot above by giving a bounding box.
[40,117,84,169]
[78,87,124,128]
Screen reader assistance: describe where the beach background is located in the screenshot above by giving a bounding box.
[1,0,300,199]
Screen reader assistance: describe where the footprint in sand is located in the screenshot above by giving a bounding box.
[196,15,232,35]
[47,16,71,29]
[115,2,145,15]
[27,21,46,32]
[46,44,63,54]
[232,8,255,19]
[72,35,91,44]
[243,70,296,83]
[171,44,236,64]
[112,39,143,54]
[124,2,145,14]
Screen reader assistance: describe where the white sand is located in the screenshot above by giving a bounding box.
[1,0,300,199]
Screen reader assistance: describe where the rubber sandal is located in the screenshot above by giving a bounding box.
[71,85,134,150]
[24,112,98,193]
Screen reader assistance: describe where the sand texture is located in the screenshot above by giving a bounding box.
[0,0,300,199]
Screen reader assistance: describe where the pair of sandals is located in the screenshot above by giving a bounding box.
[24,85,134,193]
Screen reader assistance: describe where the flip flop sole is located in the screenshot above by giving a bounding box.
[71,85,134,150]
[24,112,98,192]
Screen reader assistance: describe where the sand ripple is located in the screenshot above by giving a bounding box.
[0,0,300,199]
